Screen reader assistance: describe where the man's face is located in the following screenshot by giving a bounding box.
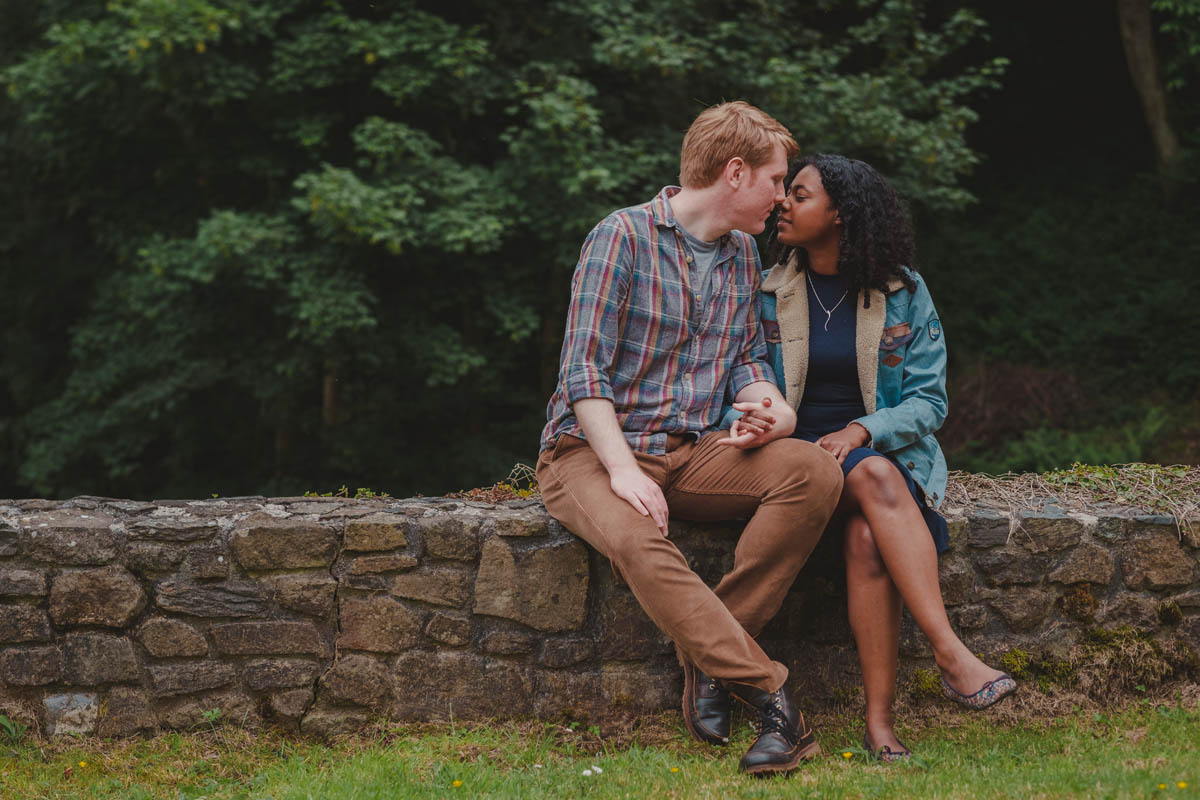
[731,143,788,234]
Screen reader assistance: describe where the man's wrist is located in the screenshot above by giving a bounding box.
[849,422,872,447]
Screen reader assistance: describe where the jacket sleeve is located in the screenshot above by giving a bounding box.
[558,217,633,406]
[725,237,774,398]
[853,278,948,453]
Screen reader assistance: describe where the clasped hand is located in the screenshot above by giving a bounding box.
[718,396,786,450]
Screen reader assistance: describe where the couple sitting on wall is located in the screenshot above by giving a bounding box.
[536,101,1017,777]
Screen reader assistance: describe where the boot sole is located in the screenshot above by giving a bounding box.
[742,739,821,777]
[681,662,728,746]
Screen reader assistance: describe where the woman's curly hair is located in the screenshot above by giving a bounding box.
[766,154,917,306]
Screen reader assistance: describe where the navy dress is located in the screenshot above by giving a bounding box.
[794,271,949,554]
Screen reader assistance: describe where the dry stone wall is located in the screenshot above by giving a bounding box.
[0,495,1197,738]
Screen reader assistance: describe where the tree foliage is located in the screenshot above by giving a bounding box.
[0,0,1005,498]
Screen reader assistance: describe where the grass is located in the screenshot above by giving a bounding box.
[1,699,1197,799]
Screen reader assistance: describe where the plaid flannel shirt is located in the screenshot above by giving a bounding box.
[540,186,774,455]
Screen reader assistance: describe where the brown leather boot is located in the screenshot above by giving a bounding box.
[728,683,819,776]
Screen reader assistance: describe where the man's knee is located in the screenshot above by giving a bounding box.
[770,439,843,501]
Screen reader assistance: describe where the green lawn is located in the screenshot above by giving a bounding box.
[1,701,1197,799]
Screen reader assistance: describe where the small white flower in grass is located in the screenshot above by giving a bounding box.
[533,764,543,769]
[582,769,593,777]
[591,765,603,774]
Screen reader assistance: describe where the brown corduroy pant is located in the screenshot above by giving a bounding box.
[536,431,843,692]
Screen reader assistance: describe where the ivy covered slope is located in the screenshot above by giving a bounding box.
[0,0,1003,499]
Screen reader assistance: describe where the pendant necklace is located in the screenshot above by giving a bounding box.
[806,270,849,332]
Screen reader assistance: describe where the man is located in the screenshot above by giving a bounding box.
[536,101,843,776]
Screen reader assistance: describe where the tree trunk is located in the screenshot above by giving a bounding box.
[322,361,339,428]
[1117,0,1182,200]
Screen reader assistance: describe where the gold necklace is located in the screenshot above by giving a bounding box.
[806,270,849,331]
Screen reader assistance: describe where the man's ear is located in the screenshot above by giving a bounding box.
[725,156,746,189]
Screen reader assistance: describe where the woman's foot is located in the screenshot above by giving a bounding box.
[863,727,911,763]
[935,648,1009,699]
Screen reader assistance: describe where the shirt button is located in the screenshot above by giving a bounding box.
[907,461,915,469]
[686,255,693,263]
[883,335,894,346]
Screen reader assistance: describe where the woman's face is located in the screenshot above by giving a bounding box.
[775,165,840,248]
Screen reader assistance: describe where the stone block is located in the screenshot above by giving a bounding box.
[149,662,236,697]
[593,576,672,660]
[157,689,259,730]
[424,612,471,646]
[976,547,1046,586]
[320,654,391,709]
[0,568,47,597]
[268,688,313,722]
[480,630,535,655]
[242,659,320,691]
[347,554,419,575]
[599,664,677,711]
[1169,589,1200,609]
[949,604,990,632]
[50,566,146,627]
[338,595,421,653]
[212,621,324,656]
[1118,532,1195,590]
[344,513,409,552]
[989,588,1054,631]
[945,515,969,550]
[97,687,155,737]
[183,548,230,579]
[300,705,371,738]
[231,513,337,569]
[392,650,533,721]
[0,605,51,643]
[414,514,481,560]
[44,692,98,736]
[968,510,1010,548]
[0,646,62,685]
[127,541,186,573]
[22,511,117,564]
[539,637,594,668]
[155,580,266,617]
[533,670,604,718]
[1100,593,1160,630]
[137,618,208,657]
[63,633,140,685]
[482,511,550,538]
[1048,544,1115,586]
[393,568,472,608]
[0,517,17,556]
[128,516,218,542]
[265,574,337,617]
[473,537,588,632]
[938,557,975,606]
[1014,511,1083,553]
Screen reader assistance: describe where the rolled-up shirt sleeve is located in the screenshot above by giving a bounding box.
[726,247,774,399]
[560,217,633,406]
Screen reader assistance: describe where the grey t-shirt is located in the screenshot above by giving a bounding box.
[676,223,721,305]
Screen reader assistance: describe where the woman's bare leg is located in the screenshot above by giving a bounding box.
[843,513,905,752]
[842,456,1004,693]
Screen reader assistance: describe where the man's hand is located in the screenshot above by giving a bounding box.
[719,396,784,450]
[609,464,670,536]
[815,422,871,464]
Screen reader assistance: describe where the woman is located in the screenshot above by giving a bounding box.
[729,154,1016,761]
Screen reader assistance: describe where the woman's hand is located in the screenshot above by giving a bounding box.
[815,422,871,464]
[720,396,780,450]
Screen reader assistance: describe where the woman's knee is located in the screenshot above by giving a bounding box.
[846,456,906,507]
[843,515,887,577]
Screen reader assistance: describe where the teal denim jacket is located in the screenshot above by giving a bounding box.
[723,258,949,507]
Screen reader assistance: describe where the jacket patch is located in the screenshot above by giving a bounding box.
[882,354,903,368]
[883,322,911,337]
[928,319,942,341]
[762,319,782,343]
[879,330,915,351]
